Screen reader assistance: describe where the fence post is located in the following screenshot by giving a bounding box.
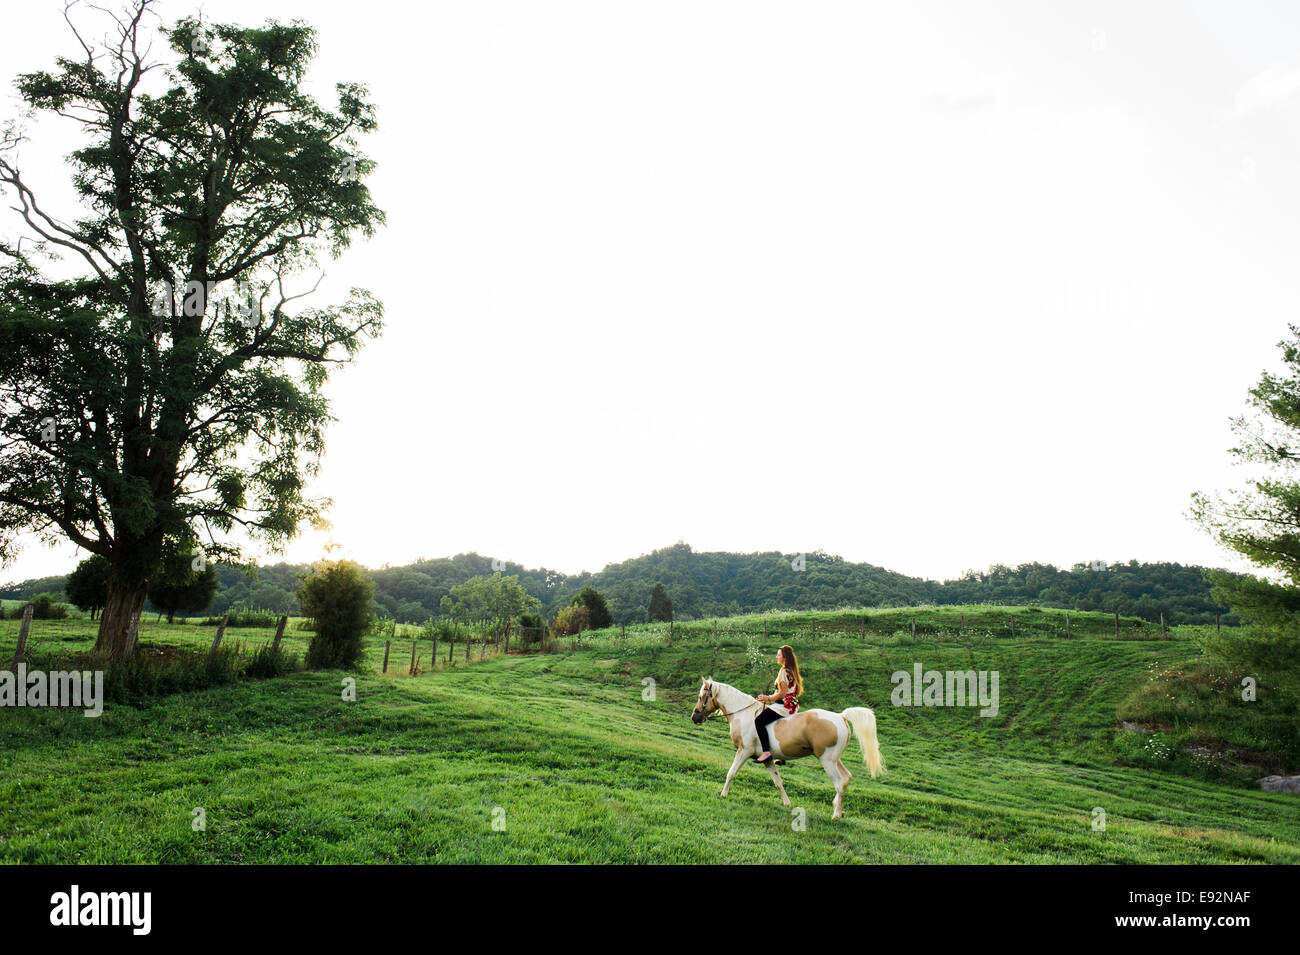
[1010,615,1015,638]
[1161,613,1166,638]
[410,640,417,674]
[1215,613,1220,631]
[763,619,767,641]
[272,614,288,652]
[466,631,471,662]
[669,620,673,645]
[712,620,717,642]
[207,613,228,669]
[960,614,965,637]
[1065,613,1070,640]
[911,617,916,639]
[861,617,866,641]
[382,639,391,674]
[433,636,438,666]
[812,621,816,640]
[10,603,33,668]
[1114,612,1119,638]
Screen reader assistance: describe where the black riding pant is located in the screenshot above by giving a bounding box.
[755,706,783,752]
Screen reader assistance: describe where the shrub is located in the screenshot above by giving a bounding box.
[29,593,68,619]
[551,604,588,640]
[99,644,242,703]
[202,607,281,628]
[298,559,374,670]
[422,618,460,642]
[242,644,298,679]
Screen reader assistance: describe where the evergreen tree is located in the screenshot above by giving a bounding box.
[570,585,613,629]
[647,582,673,622]
[1192,324,1300,696]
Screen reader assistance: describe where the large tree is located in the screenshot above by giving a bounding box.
[0,2,383,659]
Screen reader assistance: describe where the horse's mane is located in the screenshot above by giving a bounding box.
[711,680,755,705]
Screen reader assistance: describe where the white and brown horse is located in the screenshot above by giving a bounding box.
[690,678,884,819]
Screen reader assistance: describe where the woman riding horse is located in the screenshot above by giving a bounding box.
[753,645,803,763]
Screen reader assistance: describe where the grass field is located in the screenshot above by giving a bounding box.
[1,606,1297,864]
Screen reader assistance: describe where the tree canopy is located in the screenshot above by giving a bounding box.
[439,573,539,634]
[146,550,220,623]
[65,554,110,619]
[0,1,383,658]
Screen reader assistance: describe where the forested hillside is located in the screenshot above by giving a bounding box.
[0,542,1238,626]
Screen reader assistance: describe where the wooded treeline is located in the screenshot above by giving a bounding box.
[1,542,1238,626]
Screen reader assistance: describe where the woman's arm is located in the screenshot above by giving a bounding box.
[760,670,792,703]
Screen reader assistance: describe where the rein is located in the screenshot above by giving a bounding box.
[709,684,763,719]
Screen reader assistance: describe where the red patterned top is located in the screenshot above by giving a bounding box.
[778,667,799,713]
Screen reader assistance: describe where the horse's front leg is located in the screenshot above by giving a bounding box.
[766,762,791,807]
[720,748,749,797]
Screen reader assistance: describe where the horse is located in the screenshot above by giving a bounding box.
[690,677,884,819]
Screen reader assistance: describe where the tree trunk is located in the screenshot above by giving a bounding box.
[95,574,149,662]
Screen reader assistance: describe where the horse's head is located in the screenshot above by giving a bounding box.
[691,677,719,724]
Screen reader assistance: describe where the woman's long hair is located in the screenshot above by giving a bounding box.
[778,645,803,697]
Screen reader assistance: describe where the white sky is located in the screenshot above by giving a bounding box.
[3,0,1299,583]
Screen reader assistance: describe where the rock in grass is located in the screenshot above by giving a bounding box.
[1258,775,1300,794]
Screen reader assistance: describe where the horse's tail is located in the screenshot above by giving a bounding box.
[841,707,885,778]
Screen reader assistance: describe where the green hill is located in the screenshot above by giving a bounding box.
[1,606,1294,864]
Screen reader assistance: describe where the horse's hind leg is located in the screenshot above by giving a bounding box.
[766,762,791,808]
